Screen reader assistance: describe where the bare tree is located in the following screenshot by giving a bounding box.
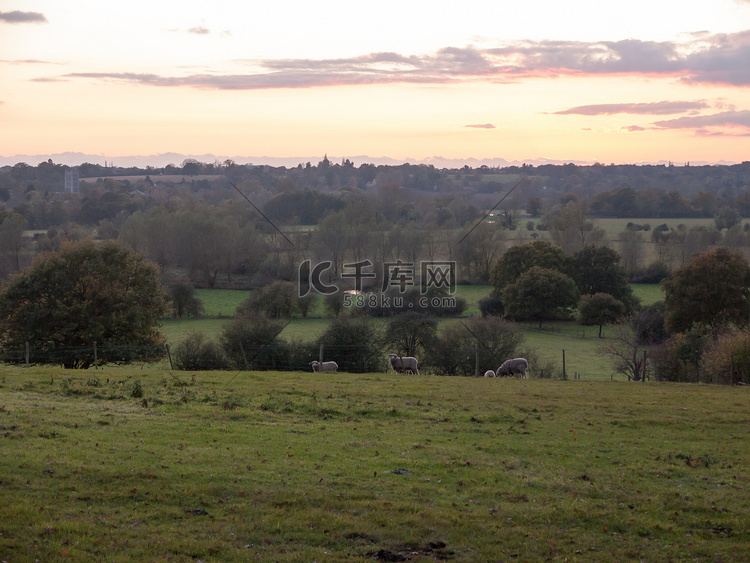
[598,324,650,381]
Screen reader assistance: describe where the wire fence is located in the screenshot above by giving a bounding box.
[0,340,548,377]
[3,340,745,384]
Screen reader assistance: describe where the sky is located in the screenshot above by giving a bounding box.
[1,0,750,167]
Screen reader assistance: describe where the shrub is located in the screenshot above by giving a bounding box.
[426,316,523,376]
[317,316,384,373]
[172,331,229,370]
[478,292,504,317]
[237,281,296,319]
[700,328,750,385]
[220,316,291,370]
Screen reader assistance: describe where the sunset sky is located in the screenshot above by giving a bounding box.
[1,0,749,167]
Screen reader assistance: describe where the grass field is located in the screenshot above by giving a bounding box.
[160,285,663,381]
[1,366,748,561]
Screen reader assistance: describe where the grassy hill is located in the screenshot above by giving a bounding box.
[1,366,748,561]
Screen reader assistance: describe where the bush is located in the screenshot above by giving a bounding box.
[700,328,750,385]
[237,281,296,319]
[631,261,671,284]
[172,331,229,370]
[220,315,291,370]
[478,292,504,317]
[317,316,384,373]
[426,316,523,376]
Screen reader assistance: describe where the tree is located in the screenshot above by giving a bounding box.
[547,200,605,253]
[317,316,383,372]
[220,315,290,370]
[714,206,741,231]
[381,312,439,358]
[0,239,167,368]
[526,196,543,217]
[490,240,569,296]
[618,229,645,279]
[578,293,625,338]
[237,281,296,319]
[662,247,750,334]
[598,324,650,381]
[0,211,27,274]
[170,284,204,319]
[502,266,580,329]
[571,245,636,311]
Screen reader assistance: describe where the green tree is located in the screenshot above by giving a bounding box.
[502,266,579,329]
[0,239,167,368]
[490,240,569,296]
[578,293,625,338]
[662,247,750,333]
[571,245,636,311]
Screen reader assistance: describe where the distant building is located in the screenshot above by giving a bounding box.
[64,168,80,194]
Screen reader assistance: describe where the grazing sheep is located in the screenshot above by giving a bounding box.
[483,370,496,378]
[497,358,528,378]
[388,354,420,375]
[310,360,338,373]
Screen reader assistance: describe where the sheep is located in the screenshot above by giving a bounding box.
[388,354,420,375]
[497,358,528,378]
[483,369,496,378]
[310,360,338,373]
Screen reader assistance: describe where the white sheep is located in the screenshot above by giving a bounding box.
[497,358,528,378]
[310,360,338,373]
[483,369,496,378]
[388,354,420,375]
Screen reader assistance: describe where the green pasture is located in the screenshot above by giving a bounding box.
[1,367,748,561]
[161,285,663,381]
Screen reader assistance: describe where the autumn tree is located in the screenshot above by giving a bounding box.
[0,239,167,368]
[662,247,750,333]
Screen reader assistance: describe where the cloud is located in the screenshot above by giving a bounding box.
[0,11,47,24]
[464,123,496,129]
[188,26,210,35]
[554,100,709,115]
[57,30,750,90]
[651,110,750,135]
[0,59,58,65]
[622,125,646,132]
